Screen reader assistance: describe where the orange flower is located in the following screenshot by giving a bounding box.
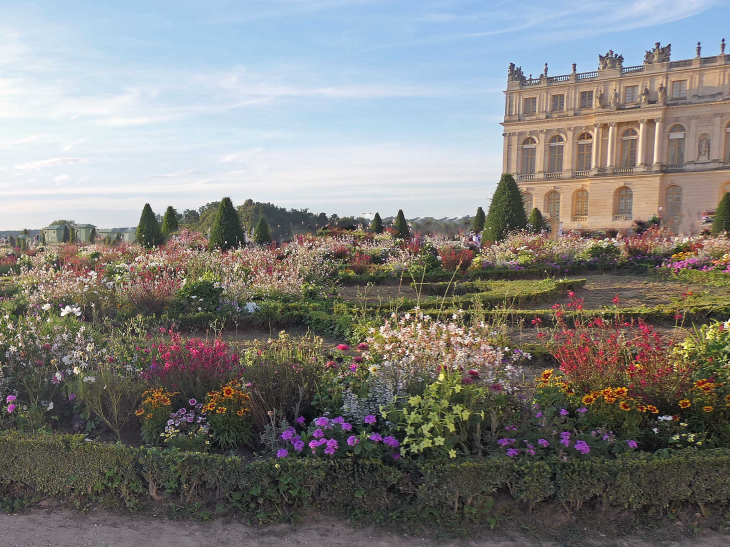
[613,387,629,398]
[540,369,554,381]
[619,401,631,411]
[216,406,227,414]
[725,394,730,402]
[206,402,216,411]
[222,386,235,399]
[236,409,246,416]
[704,406,714,413]
[135,409,145,416]
[636,404,647,413]
[582,394,596,405]
[646,405,659,414]
[601,388,615,398]
[604,396,617,404]
[678,399,691,409]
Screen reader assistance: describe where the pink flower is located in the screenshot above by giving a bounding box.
[7,404,16,413]
[356,343,369,351]
[337,344,350,351]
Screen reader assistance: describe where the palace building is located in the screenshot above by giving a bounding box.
[502,41,730,234]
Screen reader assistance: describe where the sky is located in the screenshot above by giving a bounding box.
[1,0,729,229]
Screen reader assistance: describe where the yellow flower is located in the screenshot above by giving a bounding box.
[408,395,422,407]
[678,399,691,409]
[448,449,457,458]
[216,406,227,414]
[613,387,629,398]
[646,405,659,414]
[582,394,596,405]
[703,405,714,413]
[434,436,445,446]
[405,426,415,435]
[135,409,145,416]
[619,401,631,411]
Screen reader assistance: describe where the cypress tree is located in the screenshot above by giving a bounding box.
[252,216,273,245]
[393,209,410,239]
[208,197,245,251]
[8,235,15,248]
[136,203,164,248]
[371,213,383,234]
[89,227,97,243]
[472,207,486,233]
[528,208,544,234]
[62,225,70,243]
[161,206,179,236]
[482,174,528,243]
[712,193,730,235]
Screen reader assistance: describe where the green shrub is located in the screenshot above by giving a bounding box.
[472,206,486,233]
[527,208,544,233]
[160,206,179,236]
[371,213,383,234]
[136,204,164,248]
[393,209,410,239]
[712,192,730,235]
[482,174,527,243]
[209,197,245,251]
[252,216,273,245]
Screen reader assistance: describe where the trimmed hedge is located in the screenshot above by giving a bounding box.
[3,433,730,522]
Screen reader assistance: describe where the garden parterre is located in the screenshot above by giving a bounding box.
[1,227,730,522]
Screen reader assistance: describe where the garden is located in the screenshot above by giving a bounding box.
[2,198,730,537]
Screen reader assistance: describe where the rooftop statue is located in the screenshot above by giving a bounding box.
[507,62,526,84]
[598,50,624,70]
[644,42,671,64]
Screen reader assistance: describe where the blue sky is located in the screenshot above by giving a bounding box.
[1,0,728,229]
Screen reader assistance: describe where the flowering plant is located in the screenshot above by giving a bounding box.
[675,319,730,380]
[204,380,253,449]
[160,399,211,452]
[136,388,177,445]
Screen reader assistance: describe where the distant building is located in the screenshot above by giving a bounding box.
[503,40,730,234]
[97,227,137,244]
[74,224,96,243]
[42,225,66,244]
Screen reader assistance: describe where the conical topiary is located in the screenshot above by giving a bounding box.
[472,206,486,233]
[712,192,730,235]
[136,203,165,248]
[371,213,383,234]
[253,216,273,245]
[62,225,70,243]
[393,209,410,239]
[208,197,245,251]
[528,208,544,234]
[89,227,97,243]
[482,174,528,243]
[161,206,179,236]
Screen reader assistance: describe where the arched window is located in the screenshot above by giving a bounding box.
[724,122,730,164]
[521,137,537,174]
[548,135,564,173]
[614,187,633,219]
[723,181,730,197]
[576,133,592,171]
[546,191,561,218]
[620,128,638,168]
[573,190,589,218]
[668,124,686,166]
[523,192,533,213]
[666,185,682,231]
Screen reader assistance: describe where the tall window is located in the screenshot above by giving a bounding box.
[725,122,730,163]
[624,85,639,103]
[620,128,638,168]
[666,185,682,231]
[548,135,564,173]
[524,97,537,114]
[551,94,565,112]
[523,193,533,213]
[668,124,686,166]
[521,137,537,174]
[671,80,687,99]
[546,191,561,218]
[574,190,589,218]
[616,187,633,218]
[576,133,592,171]
[580,91,593,109]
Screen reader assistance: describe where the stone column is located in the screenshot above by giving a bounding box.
[502,132,510,173]
[606,122,616,173]
[591,123,602,173]
[687,116,697,164]
[653,117,664,170]
[564,127,574,176]
[509,133,519,174]
[637,119,647,168]
[712,114,723,162]
[536,129,546,178]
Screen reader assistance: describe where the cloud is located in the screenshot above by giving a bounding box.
[14,157,88,171]
[0,134,44,148]
[53,174,70,185]
[61,139,89,152]
[151,169,201,178]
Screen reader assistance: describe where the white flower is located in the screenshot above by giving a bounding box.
[83,376,96,383]
[658,415,673,421]
[60,305,82,317]
[73,366,80,375]
[41,303,52,311]
[244,302,260,314]
[47,402,54,411]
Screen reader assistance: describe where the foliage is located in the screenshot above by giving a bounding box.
[161,206,179,236]
[527,208,544,234]
[204,381,253,449]
[136,204,165,248]
[208,197,245,251]
[371,213,383,234]
[137,388,177,445]
[712,192,730,235]
[482,174,527,243]
[252,216,273,245]
[393,210,410,239]
[675,319,730,380]
[472,207,486,233]
[160,400,211,452]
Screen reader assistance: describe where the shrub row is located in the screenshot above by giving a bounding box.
[2,433,730,522]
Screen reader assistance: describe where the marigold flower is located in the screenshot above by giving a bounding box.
[678,399,691,409]
[704,406,714,413]
[582,394,596,405]
[540,369,553,381]
[613,387,628,398]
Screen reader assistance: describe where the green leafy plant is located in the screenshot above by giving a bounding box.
[371,212,383,234]
[393,209,410,239]
[208,197,245,251]
[161,206,179,236]
[252,216,273,245]
[482,174,527,243]
[136,203,164,248]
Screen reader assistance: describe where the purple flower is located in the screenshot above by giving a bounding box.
[68,393,76,402]
[189,398,197,406]
[315,417,329,427]
[341,422,352,431]
[296,416,306,425]
[535,411,543,418]
[560,409,569,416]
[383,436,400,448]
[7,404,15,414]
[6,395,17,403]
[626,439,638,449]
[577,407,588,413]
[369,433,383,442]
[364,415,377,425]
[312,428,324,438]
[538,438,550,447]
[333,416,345,424]
[280,429,294,441]
[350,364,358,372]
[186,415,194,423]
[506,448,520,457]
[574,440,590,455]
[347,435,360,446]
[293,440,305,452]
[392,453,401,460]
[276,449,288,458]
[497,438,515,447]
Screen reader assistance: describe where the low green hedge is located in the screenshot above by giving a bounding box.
[3,432,730,522]
[654,267,730,286]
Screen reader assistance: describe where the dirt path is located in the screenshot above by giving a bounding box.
[0,511,729,547]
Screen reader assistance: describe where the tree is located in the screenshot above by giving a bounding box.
[393,209,410,239]
[712,192,730,235]
[62,225,70,243]
[482,174,528,243]
[528,208,544,234]
[8,235,15,248]
[252,216,273,245]
[371,212,383,234]
[136,203,165,248]
[472,207,486,233]
[208,197,245,251]
[317,212,329,226]
[89,227,97,243]
[161,206,179,236]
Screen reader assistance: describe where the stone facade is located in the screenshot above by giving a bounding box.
[502,41,730,234]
